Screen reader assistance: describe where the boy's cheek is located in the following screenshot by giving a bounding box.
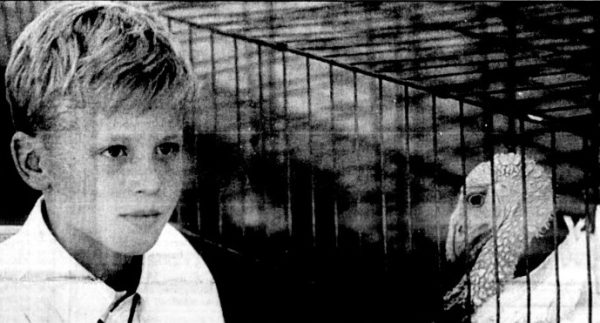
[156,159,184,186]
[46,159,93,194]
[158,172,184,200]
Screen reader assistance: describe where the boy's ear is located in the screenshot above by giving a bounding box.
[11,131,50,191]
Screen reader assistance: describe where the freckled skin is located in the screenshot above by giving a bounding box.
[443,153,553,318]
[43,107,185,262]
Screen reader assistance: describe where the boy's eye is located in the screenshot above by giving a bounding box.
[102,145,128,158]
[156,143,180,156]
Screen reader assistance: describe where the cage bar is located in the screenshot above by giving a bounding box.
[404,85,413,251]
[234,38,242,153]
[282,51,293,239]
[266,47,276,136]
[377,78,388,257]
[485,110,501,323]
[459,100,473,313]
[257,44,268,240]
[306,57,317,248]
[550,130,561,322]
[353,72,362,247]
[188,25,199,230]
[258,44,265,150]
[432,96,440,259]
[432,95,442,310]
[518,118,532,323]
[209,31,224,239]
[188,25,194,66]
[583,137,593,323]
[210,31,217,133]
[233,38,247,241]
[328,64,340,248]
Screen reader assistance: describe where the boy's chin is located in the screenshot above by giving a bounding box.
[108,231,165,256]
[113,242,158,256]
[109,215,171,255]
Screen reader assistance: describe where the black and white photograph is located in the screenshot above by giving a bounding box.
[1,1,599,322]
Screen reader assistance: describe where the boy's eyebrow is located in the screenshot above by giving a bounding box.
[102,135,132,143]
[94,133,183,144]
[162,134,183,142]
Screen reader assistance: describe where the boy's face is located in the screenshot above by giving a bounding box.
[42,104,185,256]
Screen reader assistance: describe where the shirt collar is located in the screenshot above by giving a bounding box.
[20,197,175,284]
[12,196,213,322]
[19,198,103,281]
[15,197,118,319]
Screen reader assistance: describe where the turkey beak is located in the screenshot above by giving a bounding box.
[446,207,464,262]
[446,223,463,262]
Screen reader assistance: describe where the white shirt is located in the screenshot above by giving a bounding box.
[0,198,224,322]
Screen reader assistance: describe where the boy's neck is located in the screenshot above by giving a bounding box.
[41,202,143,292]
[93,255,143,292]
[71,248,143,292]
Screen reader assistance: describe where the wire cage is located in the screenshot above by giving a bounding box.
[156,3,600,323]
[2,2,600,323]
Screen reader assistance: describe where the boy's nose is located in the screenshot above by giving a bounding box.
[131,158,161,195]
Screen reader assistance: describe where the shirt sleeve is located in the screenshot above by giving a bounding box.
[0,286,65,323]
[137,224,225,322]
[177,239,225,323]
[0,309,31,323]
[195,274,225,323]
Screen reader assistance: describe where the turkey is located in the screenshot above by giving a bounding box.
[472,210,600,323]
[443,153,554,319]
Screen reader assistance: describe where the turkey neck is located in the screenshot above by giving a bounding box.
[443,212,529,313]
[468,213,526,307]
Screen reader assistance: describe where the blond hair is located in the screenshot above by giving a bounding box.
[5,1,196,134]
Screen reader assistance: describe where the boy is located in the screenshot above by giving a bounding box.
[1,2,224,322]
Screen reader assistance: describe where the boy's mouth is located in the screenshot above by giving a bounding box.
[120,210,161,218]
[120,210,164,229]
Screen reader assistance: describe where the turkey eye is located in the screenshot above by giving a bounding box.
[466,193,485,207]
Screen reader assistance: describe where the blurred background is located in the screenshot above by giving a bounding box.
[2,2,599,322]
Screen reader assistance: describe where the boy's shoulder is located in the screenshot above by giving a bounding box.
[0,225,33,280]
[0,227,54,321]
[142,223,216,283]
[0,225,20,244]
[0,220,211,280]
[0,222,221,321]
[0,205,64,280]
